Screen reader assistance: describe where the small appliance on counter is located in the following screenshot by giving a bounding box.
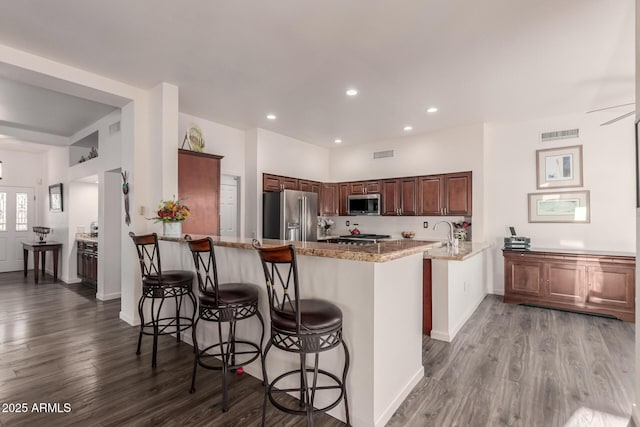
[503,226,530,251]
[90,222,98,237]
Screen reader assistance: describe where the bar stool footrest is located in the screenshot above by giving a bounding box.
[268,368,346,416]
[197,340,262,370]
[140,316,195,336]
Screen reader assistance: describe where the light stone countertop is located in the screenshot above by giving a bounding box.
[76,233,98,243]
[424,241,491,261]
[160,235,442,263]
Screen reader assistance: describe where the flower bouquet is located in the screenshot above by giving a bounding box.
[318,218,334,236]
[150,197,190,237]
[452,221,471,241]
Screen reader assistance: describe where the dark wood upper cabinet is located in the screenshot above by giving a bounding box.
[320,183,339,216]
[417,175,443,216]
[263,173,299,191]
[350,180,381,195]
[178,149,223,235]
[299,179,322,214]
[444,172,472,216]
[339,183,349,216]
[382,178,416,215]
[417,171,472,216]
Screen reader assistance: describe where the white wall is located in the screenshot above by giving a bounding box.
[486,113,635,294]
[328,124,485,240]
[179,112,247,236]
[634,0,639,423]
[67,181,98,281]
[246,128,331,238]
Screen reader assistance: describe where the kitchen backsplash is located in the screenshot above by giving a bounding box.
[321,215,471,241]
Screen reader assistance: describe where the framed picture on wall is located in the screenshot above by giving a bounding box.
[636,118,640,207]
[528,190,590,223]
[536,145,583,189]
[49,183,63,213]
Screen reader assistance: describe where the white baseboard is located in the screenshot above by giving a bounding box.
[430,330,452,342]
[374,366,424,427]
[119,311,138,326]
[491,290,505,296]
[632,404,639,426]
[96,291,121,301]
[430,293,488,343]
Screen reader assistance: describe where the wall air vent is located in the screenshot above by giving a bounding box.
[373,150,394,159]
[109,121,121,135]
[540,128,579,142]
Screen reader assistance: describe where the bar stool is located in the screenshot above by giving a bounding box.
[186,236,265,412]
[129,232,197,368]
[253,241,350,427]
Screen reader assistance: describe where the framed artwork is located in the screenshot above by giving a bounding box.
[636,119,640,207]
[528,190,590,223]
[536,145,583,189]
[49,183,63,213]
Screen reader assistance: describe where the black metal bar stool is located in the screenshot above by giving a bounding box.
[186,236,265,412]
[253,241,350,427]
[129,232,197,368]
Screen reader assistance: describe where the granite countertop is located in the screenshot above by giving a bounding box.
[76,233,98,243]
[424,241,491,261]
[504,247,635,258]
[160,235,442,263]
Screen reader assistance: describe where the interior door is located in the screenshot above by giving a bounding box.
[0,186,35,272]
[220,175,239,237]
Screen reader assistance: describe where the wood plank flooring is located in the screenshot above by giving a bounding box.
[389,295,636,427]
[0,272,635,426]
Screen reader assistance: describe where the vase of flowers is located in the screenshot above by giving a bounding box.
[318,218,334,237]
[452,221,471,241]
[150,197,190,237]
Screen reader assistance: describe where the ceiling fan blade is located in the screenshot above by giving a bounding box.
[587,102,635,114]
[600,110,635,126]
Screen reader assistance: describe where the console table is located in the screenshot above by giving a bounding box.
[22,241,62,284]
[503,249,635,322]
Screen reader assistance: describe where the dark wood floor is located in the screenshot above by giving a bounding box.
[0,272,635,426]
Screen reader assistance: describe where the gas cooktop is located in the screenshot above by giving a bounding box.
[336,234,391,245]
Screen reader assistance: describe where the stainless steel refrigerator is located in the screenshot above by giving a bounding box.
[263,190,318,242]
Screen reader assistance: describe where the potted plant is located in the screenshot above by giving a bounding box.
[318,218,334,236]
[452,221,471,241]
[150,197,190,237]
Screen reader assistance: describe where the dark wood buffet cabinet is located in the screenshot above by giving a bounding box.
[263,171,472,218]
[503,249,635,322]
[77,240,97,288]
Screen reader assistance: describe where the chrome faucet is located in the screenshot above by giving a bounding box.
[434,221,454,247]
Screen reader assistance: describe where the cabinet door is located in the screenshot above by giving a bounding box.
[587,263,635,310]
[281,177,299,190]
[339,183,349,216]
[320,183,339,216]
[179,150,222,235]
[77,246,84,279]
[310,181,321,194]
[545,261,586,303]
[444,172,472,216]
[381,179,399,215]
[366,180,381,193]
[263,174,282,192]
[417,175,443,215]
[298,179,312,192]
[399,177,417,215]
[505,255,544,297]
[350,182,365,195]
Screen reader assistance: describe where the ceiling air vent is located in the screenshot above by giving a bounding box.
[109,121,121,135]
[540,128,579,142]
[373,150,394,159]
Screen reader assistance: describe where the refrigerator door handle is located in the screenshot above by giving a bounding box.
[300,197,307,242]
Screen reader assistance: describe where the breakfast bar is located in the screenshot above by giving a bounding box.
[158,236,441,427]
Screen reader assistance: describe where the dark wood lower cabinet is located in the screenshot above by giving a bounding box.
[77,241,97,288]
[423,259,432,335]
[503,249,635,322]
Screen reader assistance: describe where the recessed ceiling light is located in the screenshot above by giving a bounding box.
[95,181,99,184]
[334,139,343,144]
[266,114,277,120]
[403,126,413,131]
[345,89,358,96]
[426,107,439,113]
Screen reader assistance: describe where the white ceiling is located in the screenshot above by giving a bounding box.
[0,0,634,146]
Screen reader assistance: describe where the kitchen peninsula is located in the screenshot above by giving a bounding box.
[158,236,441,427]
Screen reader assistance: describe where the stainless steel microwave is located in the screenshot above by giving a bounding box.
[347,194,381,216]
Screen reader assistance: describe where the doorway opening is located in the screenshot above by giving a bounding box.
[220,175,240,237]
